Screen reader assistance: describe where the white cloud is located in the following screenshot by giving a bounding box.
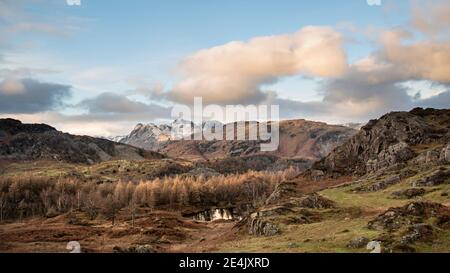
[170,26,348,104]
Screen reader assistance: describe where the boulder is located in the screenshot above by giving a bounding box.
[347,237,370,249]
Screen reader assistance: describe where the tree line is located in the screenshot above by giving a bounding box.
[0,168,298,223]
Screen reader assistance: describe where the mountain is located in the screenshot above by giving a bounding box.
[118,119,217,151]
[159,119,356,161]
[0,118,164,164]
[119,123,172,151]
[313,108,450,176]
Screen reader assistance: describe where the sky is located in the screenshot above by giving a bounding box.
[0,0,449,136]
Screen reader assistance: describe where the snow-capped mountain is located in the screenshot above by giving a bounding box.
[119,123,173,150]
[111,119,228,151]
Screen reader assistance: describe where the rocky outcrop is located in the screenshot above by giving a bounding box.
[440,143,450,163]
[265,182,298,205]
[355,175,401,192]
[313,108,450,176]
[247,217,280,237]
[411,169,450,187]
[0,119,164,164]
[293,193,336,209]
[368,202,448,231]
[391,188,426,199]
[400,224,434,244]
[366,142,415,173]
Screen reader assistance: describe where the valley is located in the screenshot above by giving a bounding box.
[0,108,449,253]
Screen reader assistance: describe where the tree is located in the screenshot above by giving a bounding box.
[84,192,99,220]
[102,194,120,225]
[0,193,7,222]
[129,192,138,227]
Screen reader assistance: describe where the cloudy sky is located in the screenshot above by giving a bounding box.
[0,0,449,136]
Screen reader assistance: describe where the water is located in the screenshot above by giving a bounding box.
[192,208,235,222]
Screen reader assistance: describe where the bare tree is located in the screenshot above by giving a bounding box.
[0,193,7,223]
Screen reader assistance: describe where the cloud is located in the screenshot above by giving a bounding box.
[411,0,450,38]
[0,78,71,114]
[378,29,450,83]
[170,26,347,104]
[0,77,25,95]
[414,90,450,109]
[77,92,172,121]
[78,92,169,115]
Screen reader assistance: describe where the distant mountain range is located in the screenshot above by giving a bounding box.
[111,119,357,162]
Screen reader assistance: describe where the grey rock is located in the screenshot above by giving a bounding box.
[347,237,370,249]
[440,143,450,163]
[248,217,280,236]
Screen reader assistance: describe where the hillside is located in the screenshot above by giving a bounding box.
[0,108,448,253]
[313,108,450,176]
[224,108,450,253]
[0,119,164,164]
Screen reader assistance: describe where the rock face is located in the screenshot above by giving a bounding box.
[0,119,164,164]
[366,142,416,173]
[247,216,281,237]
[313,108,450,176]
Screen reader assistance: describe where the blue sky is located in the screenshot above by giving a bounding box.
[0,0,449,136]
